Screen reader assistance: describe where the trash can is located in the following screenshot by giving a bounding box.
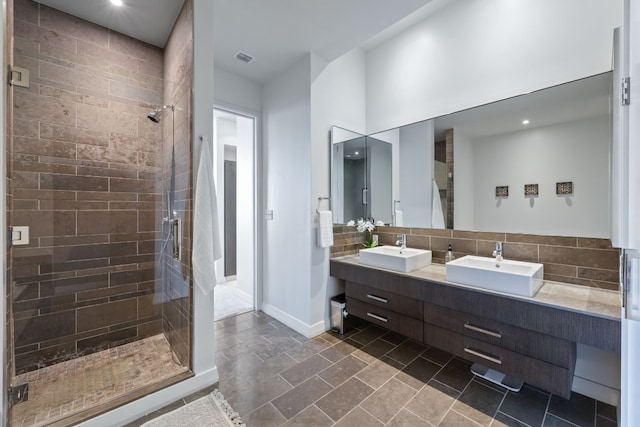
[330,293,357,334]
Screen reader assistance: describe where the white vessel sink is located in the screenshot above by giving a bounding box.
[359,246,432,273]
[445,255,544,297]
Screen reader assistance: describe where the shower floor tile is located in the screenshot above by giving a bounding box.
[11,334,188,427]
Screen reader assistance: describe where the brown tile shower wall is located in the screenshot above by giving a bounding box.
[161,0,193,368]
[11,0,165,373]
[445,129,454,229]
[331,226,620,291]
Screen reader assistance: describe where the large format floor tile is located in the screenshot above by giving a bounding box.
[215,311,618,427]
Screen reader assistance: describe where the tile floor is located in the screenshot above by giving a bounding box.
[12,334,188,427]
[215,311,618,427]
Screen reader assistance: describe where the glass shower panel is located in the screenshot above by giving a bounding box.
[341,137,368,221]
[6,0,194,425]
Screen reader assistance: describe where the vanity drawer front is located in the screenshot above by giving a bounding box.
[346,282,422,319]
[347,297,423,341]
[424,302,575,368]
[423,323,573,399]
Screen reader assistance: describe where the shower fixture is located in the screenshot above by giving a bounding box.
[147,104,175,123]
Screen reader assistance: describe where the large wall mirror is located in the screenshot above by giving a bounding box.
[331,71,612,238]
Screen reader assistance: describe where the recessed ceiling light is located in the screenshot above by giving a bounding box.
[354,151,359,155]
[110,0,123,6]
[522,119,530,125]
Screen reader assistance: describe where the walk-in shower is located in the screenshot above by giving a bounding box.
[6,0,194,425]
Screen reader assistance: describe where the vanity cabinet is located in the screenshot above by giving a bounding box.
[346,282,423,341]
[423,302,576,398]
[330,259,620,400]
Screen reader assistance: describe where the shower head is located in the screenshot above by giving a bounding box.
[147,104,175,123]
[147,108,162,123]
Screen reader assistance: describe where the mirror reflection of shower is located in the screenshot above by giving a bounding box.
[148,104,181,260]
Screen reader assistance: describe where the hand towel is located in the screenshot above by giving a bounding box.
[317,210,334,248]
[394,210,403,227]
[431,179,446,229]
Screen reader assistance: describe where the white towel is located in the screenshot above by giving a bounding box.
[431,179,446,229]
[192,138,222,296]
[394,210,403,227]
[317,210,334,248]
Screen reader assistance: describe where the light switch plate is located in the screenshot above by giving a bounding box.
[11,226,29,245]
[264,210,274,220]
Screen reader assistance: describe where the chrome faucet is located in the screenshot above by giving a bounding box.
[492,241,503,266]
[396,234,407,250]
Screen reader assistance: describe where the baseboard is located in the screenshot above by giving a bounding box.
[262,303,327,339]
[572,375,620,407]
[308,318,327,338]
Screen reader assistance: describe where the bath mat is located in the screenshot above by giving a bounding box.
[141,390,245,427]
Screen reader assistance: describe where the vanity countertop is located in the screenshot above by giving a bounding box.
[331,255,621,321]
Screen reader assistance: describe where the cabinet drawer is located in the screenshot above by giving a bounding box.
[346,282,422,319]
[424,302,575,368]
[347,297,423,341]
[424,323,573,399]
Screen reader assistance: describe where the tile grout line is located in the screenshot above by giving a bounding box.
[540,391,553,427]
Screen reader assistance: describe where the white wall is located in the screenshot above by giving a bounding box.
[365,0,622,134]
[399,120,434,227]
[214,67,262,113]
[310,49,366,333]
[471,116,610,237]
[262,55,313,330]
[226,47,366,337]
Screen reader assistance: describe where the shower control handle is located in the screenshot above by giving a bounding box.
[172,218,182,260]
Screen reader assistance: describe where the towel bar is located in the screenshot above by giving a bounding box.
[316,196,331,213]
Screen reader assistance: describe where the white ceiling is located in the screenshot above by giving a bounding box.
[34,0,185,48]
[212,0,437,83]
[33,0,440,83]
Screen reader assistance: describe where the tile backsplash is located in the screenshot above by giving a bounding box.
[331,226,620,291]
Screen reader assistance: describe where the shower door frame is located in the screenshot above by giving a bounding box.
[1,0,8,422]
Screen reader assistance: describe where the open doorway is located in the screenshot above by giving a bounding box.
[213,108,256,320]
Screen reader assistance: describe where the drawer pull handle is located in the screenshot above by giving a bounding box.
[367,312,388,323]
[366,294,388,303]
[464,323,502,339]
[464,347,502,365]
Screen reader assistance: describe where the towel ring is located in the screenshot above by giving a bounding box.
[316,197,331,213]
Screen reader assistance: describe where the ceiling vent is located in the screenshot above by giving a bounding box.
[234,51,254,64]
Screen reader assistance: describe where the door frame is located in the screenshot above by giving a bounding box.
[213,105,261,311]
